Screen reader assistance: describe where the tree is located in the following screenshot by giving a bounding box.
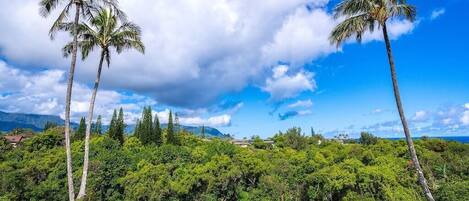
[93,115,102,135]
[359,132,378,145]
[115,108,125,145]
[137,107,153,145]
[153,114,162,145]
[44,121,58,131]
[329,0,434,200]
[39,0,92,198]
[61,7,144,197]
[40,1,125,199]
[201,125,206,139]
[166,110,176,144]
[134,119,141,139]
[108,110,118,142]
[174,112,180,133]
[74,117,86,141]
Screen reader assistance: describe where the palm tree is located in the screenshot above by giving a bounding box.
[39,1,96,200]
[62,8,144,199]
[40,1,124,200]
[329,0,434,200]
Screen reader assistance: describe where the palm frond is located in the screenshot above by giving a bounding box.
[101,0,128,22]
[389,4,416,21]
[79,40,98,59]
[333,0,373,18]
[330,14,372,47]
[39,0,61,17]
[62,41,74,57]
[105,49,111,67]
[48,2,73,39]
[62,7,144,64]
[113,39,145,54]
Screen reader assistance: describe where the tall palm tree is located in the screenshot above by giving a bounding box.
[40,1,124,200]
[329,0,434,200]
[39,1,96,200]
[62,8,144,199]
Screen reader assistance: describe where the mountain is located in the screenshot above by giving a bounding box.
[0,111,226,138]
[0,111,64,131]
[104,124,227,138]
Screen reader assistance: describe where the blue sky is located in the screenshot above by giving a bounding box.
[0,0,468,138]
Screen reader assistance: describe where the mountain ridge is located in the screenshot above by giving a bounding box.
[0,111,226,137]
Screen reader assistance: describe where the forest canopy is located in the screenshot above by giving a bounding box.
[1,126,468,201]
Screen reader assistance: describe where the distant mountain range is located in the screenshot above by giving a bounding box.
[0,111,227,138]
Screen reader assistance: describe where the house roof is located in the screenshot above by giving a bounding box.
[4,135,23,143]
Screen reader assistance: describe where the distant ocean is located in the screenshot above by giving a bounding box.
[386,136,469,144]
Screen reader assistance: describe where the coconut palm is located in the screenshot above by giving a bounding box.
[39,1,96,200]
[40,1,124,200]
[62,8,144,198]
[329,0,434,200]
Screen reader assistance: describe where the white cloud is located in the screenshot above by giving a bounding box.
[361,104,469,137]
[461,103,469,125]
[430,8,446,20]
[263,65,316,101]
[370,108,384,115]
[0,0,334,108]
[0,61,155,123]
[287,99,313,108]
[412,110,430,122]
[153,108,231,127]
[0,0,419,113]
[361,20,417,42]
[261,8,337,67]
[157,110,231,127]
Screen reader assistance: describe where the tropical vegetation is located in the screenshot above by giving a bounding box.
[329,0,434,200]
[24,0,465,200]
[1,118,468,200]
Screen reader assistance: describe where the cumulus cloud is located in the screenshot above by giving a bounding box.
[0,0,333,108]
[0,60,155,123]
[263,65,316,101]
[430,8,446,20]
[261,7,337,67]
[0,61,233,128]
[155,109,231,127]
[0,0,419,109]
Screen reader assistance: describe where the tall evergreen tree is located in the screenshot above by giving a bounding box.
[108,109,118,140]
[167,110,176,144]
[95,115,103,135]
[138,107,153,145]
[134,119,141,139]
[153,115,162,145]
[75,117,86,140]
[115,108,125,145]
[201,125,205,139]
[44,121,58,131]
[174,112,180,133]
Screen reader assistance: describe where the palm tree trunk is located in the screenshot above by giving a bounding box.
[64,4,81,201]
[382,23,435,201]
[77,50,105,199]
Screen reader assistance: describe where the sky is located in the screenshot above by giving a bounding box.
[0,0,468,138]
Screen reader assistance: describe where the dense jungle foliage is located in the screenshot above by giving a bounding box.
[1,127,468,201]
